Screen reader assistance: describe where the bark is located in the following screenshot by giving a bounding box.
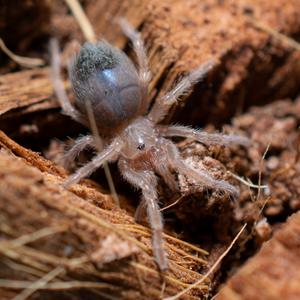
[0,0,300,299]
[216,211,300,300]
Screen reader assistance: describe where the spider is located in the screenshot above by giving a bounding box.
[50,19,248,271]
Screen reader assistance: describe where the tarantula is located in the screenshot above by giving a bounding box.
[50,19,248,271]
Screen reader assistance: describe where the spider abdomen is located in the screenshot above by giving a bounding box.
[70,42,141,136]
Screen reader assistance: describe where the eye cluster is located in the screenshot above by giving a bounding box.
[51,19,249,271]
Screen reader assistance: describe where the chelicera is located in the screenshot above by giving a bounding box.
[50,19,248,271]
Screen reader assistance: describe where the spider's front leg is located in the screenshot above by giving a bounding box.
[63,134,98,170]
[64,138,123,189]
[158,138,239,198]
[118,157,168,271]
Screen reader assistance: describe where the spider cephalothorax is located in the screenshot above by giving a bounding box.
[51,19,248,271]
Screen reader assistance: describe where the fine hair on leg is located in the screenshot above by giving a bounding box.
[62,134,97,170]
[155,125,249,147]
[118,157,168,270]
[144,146,178,193]
[159,138,239,198]
[64,138,123,189]
[147,60,215,124]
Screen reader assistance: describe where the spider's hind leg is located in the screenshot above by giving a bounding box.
[49,37,79,119]
[119,18,150,115]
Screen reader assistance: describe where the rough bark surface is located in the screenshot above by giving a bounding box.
[216,210,300,300]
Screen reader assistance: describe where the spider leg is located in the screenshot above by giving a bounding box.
[63,134,98,170]
[64,138,123,189]
[147,60,215,124]
[118,157,168,270]
[134,197,147,223]
[155,125,249,147]
[49,38,79,119]
[145,147,178,193]
[160,138,239,198]
[119,18,150,115]
[155,162,177,193]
